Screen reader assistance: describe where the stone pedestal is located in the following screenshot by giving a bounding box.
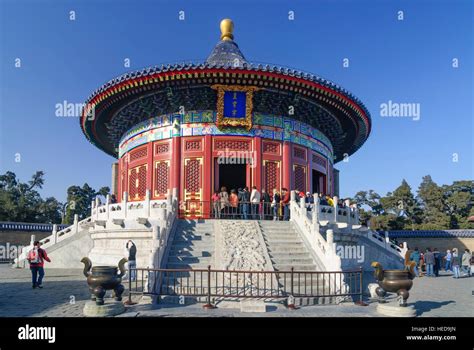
[83,300,125,317]
[376,303,416,317]
[240,300,267,313]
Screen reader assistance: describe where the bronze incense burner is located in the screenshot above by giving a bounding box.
[81,257,127,305]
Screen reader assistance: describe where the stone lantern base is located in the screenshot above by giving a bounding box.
[376,303,416,317]
[83,300,125,317]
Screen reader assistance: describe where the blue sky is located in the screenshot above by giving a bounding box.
[1,0,472,202]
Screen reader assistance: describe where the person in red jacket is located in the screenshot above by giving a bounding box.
[281,188,291,221]
[27,241,51,289]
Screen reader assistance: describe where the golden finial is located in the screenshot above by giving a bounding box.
[220,18,234,41]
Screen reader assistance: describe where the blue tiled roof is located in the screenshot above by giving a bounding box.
[206,39,248,67]
[0,222,68,232]
[386,230,474,238]
[84,60,371,119]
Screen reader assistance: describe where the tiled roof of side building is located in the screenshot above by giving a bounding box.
[387,230,474,238]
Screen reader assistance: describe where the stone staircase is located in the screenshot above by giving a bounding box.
[259,220,333,305]
[165,219,215,270]
[159,219,215,304]
[158,219,336,306]
[259,221,317,271]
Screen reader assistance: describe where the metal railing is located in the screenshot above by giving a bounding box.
[178,200,292,220]
[128,266,363,308]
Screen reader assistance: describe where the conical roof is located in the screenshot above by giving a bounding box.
[206,19,248,67]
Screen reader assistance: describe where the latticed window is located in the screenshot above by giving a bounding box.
[129,165,147,200]
[129,147,148,162]
[155,142,169,155]
[185,159,201,193]
[294,165,306,192]
[312,154,327,168]
[214,140,250,151]
[263,142,279,154]
[185,140,201,151]
[264,161,279,194]
[154,161,169,197]
[293,147,306,160]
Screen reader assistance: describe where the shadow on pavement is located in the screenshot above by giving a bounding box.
[413,300,456,316]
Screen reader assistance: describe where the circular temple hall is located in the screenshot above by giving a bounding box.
[80,19,371,217]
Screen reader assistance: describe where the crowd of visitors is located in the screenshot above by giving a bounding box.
[408,247,472,278]
[211,188,354,221]
[212,186,292,220]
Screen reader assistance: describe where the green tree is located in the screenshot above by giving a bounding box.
[63,184,110,224]
[417,175,450,229]
[353,190,383,215]
[0,171,62,223]
[443,180,473,229]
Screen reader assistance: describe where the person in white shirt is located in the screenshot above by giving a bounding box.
[250,186,261,220]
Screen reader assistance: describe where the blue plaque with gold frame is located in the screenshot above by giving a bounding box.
[211,84,258,131]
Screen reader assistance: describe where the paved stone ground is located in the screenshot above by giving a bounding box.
[0,264,130,317]
[0,264,471,317]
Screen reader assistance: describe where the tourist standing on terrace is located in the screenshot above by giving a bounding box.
[250,186,261,220]
[424,248,435,277]
[27,241,51,289]
[272,189,281,221]
[461,249,472,276]
[305,192,314,211]
[229,189,239,219]
[240,187,250,220]
[237,188,243,218]
[326,195,334,207]
[211,191,220,218]
[261,189,271,220]
[219,187,229,218]
[281,188,290,221]
[409,248,421,277]
[319,194,328,206]
[452,248,460,278]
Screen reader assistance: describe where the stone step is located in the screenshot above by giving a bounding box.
[171,242,213,246]
[269,251,311,257]
[263,237,303,242]
[168,255,213,263]
[268,247,308,253]
[166,261,213,269]
[175,228,214,232]
[270,257,314,264]
[264,240,304,245]
[175,230,214,234]
[170,241,214,247]
[273,264,317,271]
[168,250,214,257]
[264,242,305,247]
[172,236,212,241]
[263,233,301,239]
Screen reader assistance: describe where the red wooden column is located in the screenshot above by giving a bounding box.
[307,149,313,194]
[203,135,212,216]
[120,155,129,202]
[282,141,292,190]
[146,142,154,194]
[252,137,262,190]
[170,137,181,198]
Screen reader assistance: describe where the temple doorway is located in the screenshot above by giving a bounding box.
[312,169,326,195]
[215,162,247,193]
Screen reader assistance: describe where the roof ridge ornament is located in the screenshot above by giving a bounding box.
[220,18,234,41]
